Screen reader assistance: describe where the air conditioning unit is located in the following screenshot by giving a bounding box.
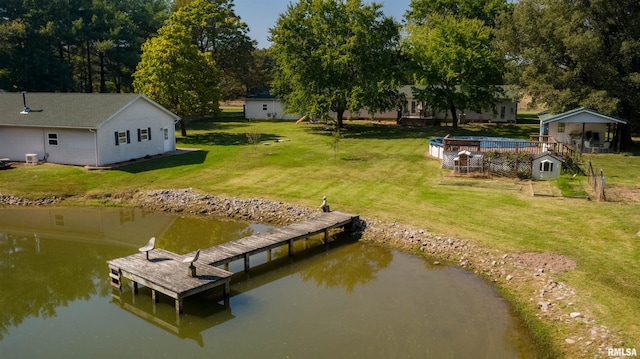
[25,153,38,165]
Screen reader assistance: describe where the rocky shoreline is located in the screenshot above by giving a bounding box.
[0,189,623,358]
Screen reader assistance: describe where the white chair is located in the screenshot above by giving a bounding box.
[183,249,201,277]
[138,237,156,260]
[583,140,593,153]
[601,142,611,153]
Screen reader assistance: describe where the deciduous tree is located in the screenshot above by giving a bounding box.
[495,0,640,144]
[168,0,256,100]
[403,13,505,128]
[133,20,221,136]
[269,0,403,128]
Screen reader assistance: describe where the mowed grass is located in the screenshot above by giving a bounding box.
[1,110,639,351]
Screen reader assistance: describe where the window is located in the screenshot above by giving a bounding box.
[540,160,554,172]
[411,101,416,114]
[262,104,268,111]
[500,106,506,119]
[48,133,58,145]
[164,128,169,140]
[138,127,151,141]
[115,130,130,145]
[557,123,565,133]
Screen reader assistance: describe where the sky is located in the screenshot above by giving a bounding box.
[233,0,413,49]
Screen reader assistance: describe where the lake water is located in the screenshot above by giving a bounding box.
[0,207,537,358]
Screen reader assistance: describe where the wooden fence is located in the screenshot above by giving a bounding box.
[587,161,606,201]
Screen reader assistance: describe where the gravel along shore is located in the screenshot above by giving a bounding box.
[1,189,624,358]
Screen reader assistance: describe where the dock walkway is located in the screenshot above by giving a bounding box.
[107,211,359,314]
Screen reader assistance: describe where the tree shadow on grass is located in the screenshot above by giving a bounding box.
[119,150,209,174]
[301,121,540,140]
[179,132,282,146]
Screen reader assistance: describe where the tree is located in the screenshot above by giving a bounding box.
[168,0,256,100]
[406,0,510,27]
[269,0,403,128]
[0,0,169,93]
[403,13,505,128]
[495,0,640,145]
[133,19,222,136]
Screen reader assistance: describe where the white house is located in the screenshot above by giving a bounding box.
[0,93,179,166]
[397,86,518,123]
[539,107,627,153]
[245,85,517,123]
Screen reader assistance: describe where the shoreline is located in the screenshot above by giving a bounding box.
[1,189,622,358]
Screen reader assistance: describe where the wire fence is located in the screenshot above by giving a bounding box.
[587,161,606,201]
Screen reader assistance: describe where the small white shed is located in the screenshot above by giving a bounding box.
[531,152,564,180]
[244,88,301,120]
[0,93,179,166]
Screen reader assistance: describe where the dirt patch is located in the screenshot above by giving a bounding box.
[603,185,640,203]
[512,252,577,273]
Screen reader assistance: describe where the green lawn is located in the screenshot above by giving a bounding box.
[1,111,639,354]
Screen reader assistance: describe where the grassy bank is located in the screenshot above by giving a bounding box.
[1,110,638,356]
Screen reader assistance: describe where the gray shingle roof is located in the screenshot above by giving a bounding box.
[0,92,143,128]
[540,107,627,124]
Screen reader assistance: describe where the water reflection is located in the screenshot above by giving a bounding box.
[298,239,392,293]
[0,207,536,359]
[0,207,258,343]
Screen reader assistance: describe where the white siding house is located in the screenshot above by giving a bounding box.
[244,88,301,120]
[0,93,179,166]
[539,107,627,153]
[245,85,517,123]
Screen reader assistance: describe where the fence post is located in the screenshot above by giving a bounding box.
[600,170,606,201]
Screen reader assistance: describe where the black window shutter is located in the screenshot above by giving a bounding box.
[137,128,141,142]
[115,131,119,146]
[148,127,151,140]
[126,130,130,143]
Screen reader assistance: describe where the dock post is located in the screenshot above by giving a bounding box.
[152,289,158,303]
[132,281,139,294]
[176,298,183,315]
[324,229,329,244]
[223,281,230,308]
[288,239,294,257]
[243,254,250,272]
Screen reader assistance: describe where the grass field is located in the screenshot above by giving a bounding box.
[1,109,639,356]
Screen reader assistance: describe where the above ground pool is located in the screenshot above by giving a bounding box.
[428,136,536,160]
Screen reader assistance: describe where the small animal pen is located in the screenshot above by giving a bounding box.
[429,135,573,179]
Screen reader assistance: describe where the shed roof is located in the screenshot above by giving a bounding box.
[540,107,627,125]
[0,92,178,129]
[245,87,276,99]
[532,151,564,162]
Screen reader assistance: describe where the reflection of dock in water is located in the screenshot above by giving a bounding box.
[110,287,234,347]
[109,230,359,346]
[107,211,360,315]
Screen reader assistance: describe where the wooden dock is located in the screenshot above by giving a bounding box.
[107,211,359,314]
[108,249,233,315]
